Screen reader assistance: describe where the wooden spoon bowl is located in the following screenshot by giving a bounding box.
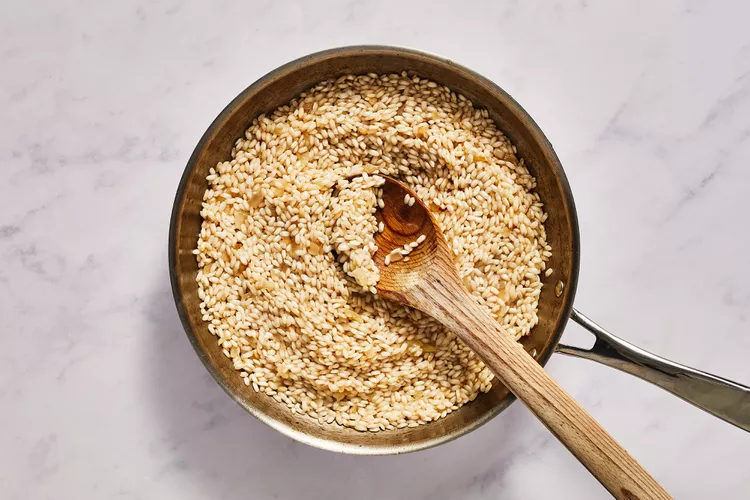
[373,179,446,296]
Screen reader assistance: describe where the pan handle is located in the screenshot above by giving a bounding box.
[557,308,750,432]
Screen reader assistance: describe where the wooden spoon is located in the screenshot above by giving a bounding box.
[373,177,670,500]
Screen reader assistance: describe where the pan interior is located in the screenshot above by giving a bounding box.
[169,46,579,454]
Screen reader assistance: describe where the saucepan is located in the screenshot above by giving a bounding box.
[169,45,750,454]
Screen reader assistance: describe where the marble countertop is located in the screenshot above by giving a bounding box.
[2,0,750,498]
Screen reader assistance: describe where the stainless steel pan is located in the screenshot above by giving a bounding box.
[169,46,750,454]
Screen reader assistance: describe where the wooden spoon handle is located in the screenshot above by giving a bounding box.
[411,277,671,500]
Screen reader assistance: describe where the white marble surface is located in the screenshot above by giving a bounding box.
[2,0,750,498]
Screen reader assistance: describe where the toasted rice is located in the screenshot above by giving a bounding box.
[194,72,551,432]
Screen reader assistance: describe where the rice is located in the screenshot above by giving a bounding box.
[194,72,551,432]
[383,234,427,266]
[330,173,384,293]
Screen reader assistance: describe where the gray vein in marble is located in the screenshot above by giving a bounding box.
[698,73,750,132]
[28,434,59,483]
[662,126,750,223]
[0,225,20,239]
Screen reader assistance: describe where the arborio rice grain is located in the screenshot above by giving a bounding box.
[194,73,552,432]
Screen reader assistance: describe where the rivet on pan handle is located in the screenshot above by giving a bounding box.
[558,309,750,432]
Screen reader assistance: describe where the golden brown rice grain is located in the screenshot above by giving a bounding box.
[195,72,551,432]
